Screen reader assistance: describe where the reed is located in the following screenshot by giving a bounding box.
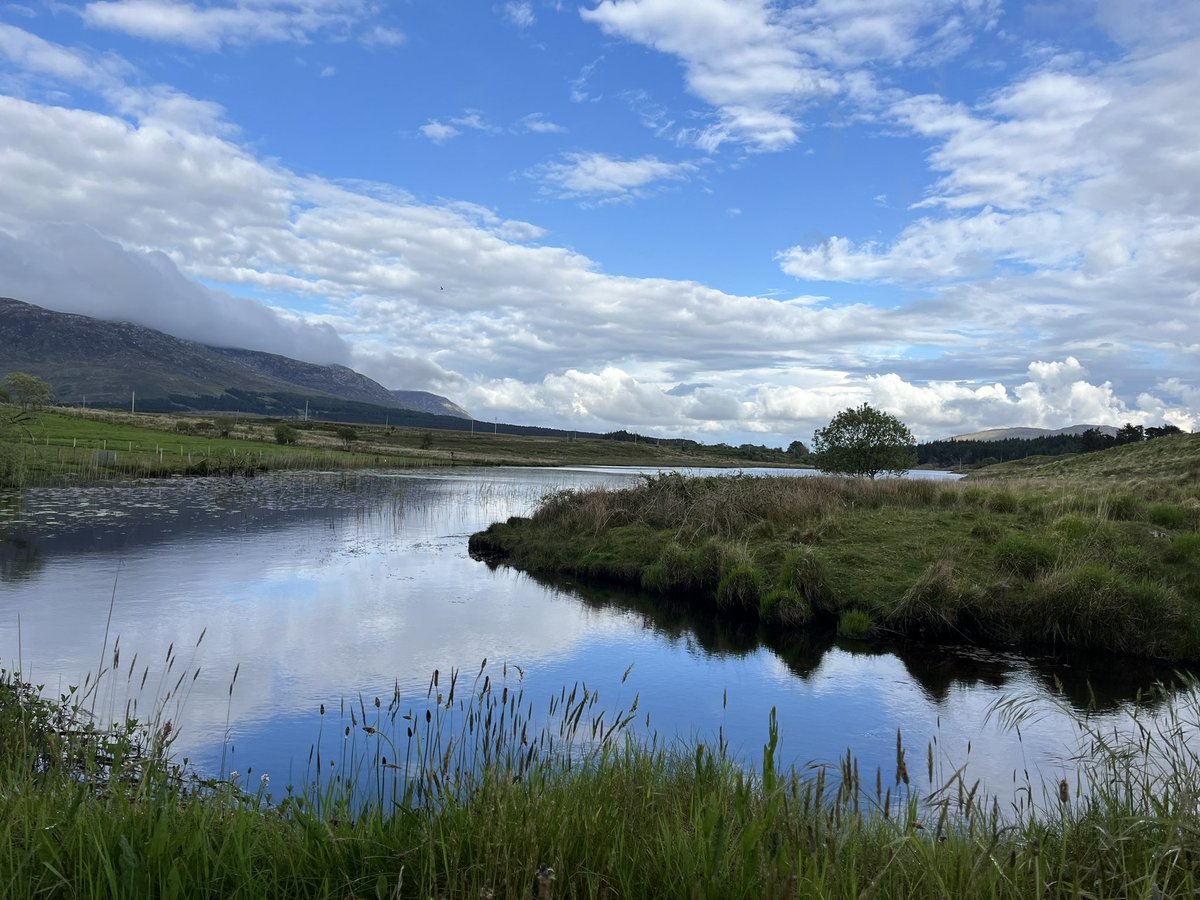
[4,659,1200,898]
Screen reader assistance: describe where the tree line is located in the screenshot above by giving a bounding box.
[917,424,1184,468]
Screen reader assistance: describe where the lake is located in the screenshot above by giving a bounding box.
[0,467,1185,804]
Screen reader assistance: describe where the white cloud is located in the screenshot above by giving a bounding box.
[81,0,394,51]
[532,151,698,201]
[777,27,1200,386]
[0,225,350,363]
[570,56,603,103]
[419,110,499,142]
[360,24,405,47]
[450,109,498,132]
[502,1,535,29]
[419,120,460,142]
[580,0,999,151]
[519,112,566,134]
[0,22,1195,443]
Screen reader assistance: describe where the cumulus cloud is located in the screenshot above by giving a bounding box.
[532,151,699,201]
[777,16,1200,395]
[419,120,460,142]
[0,22,1195,444]
[580,0,999,150]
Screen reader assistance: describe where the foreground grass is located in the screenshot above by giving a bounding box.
[3,662,1200,899]
[470,436,1200,661]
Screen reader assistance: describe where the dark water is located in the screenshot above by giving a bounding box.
[0,468,1185,800]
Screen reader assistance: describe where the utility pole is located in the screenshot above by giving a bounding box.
[131,391,135,413]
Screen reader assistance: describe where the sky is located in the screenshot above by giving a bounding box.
[0,0,1197,444]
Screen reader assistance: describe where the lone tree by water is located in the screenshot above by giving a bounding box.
[812,403,917,479]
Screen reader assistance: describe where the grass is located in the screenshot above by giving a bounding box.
[1,407,422,484]
[469,458,1200,661]
[0,406,811,486]
[4,656,1200,899]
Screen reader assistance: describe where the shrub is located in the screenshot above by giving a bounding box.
[994,533,1056,578]
[0,442,25,488]
[1147,503,1186,528]
[777,547,827,605]
[888,559,979,632]
[274,424,299,445]
[759,588,811,627]
[715,563,762,612]
[1031,565,1190,656]
[1102,493,1144,521]
[1164,533,1200,565]
[984,490,1019,514]
[837,609,873,638]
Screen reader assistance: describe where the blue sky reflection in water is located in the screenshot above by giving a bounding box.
[0,469,1184,801]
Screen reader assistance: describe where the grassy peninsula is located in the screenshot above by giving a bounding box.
[470,434,1200,662]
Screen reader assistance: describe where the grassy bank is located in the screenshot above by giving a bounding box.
[0,407,806,486]
[4,661,1200,898]
[470,435,1200,661]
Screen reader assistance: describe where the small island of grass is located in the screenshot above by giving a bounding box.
[471,433,1200,662]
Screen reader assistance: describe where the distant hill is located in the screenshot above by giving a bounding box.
[949,424,1118,441]
[965,432,1200,482]
[0,297,471,422]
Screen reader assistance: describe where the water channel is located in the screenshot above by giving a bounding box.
[0,467,1185,805]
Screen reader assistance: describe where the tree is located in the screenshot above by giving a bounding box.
[1115,422,1144,445]
[3,372,53,410]
[811,404,917,479]
[1146,424,1184,440]
[785,440,810,460]
[336,426,358,449]
[1079,428,1114,453]
[274,423,298,445]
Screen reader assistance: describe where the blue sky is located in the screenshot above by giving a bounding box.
[0,0,1197,443]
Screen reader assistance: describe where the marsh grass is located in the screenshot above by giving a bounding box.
[5,654,1200,899]
[470,471,1200,660]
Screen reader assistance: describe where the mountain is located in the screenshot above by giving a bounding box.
[389,390,472,419]
[949,424,1119,442]
[0,297,470,421]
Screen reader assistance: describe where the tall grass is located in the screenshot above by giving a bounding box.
[4,657,1200,898]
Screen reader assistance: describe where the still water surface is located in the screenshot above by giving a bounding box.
[0,467,1183,799]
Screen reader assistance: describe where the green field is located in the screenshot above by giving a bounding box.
[0,406,807,486]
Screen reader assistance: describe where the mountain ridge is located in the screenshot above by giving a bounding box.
[0,297,470,420]
[948,424,1120,442]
